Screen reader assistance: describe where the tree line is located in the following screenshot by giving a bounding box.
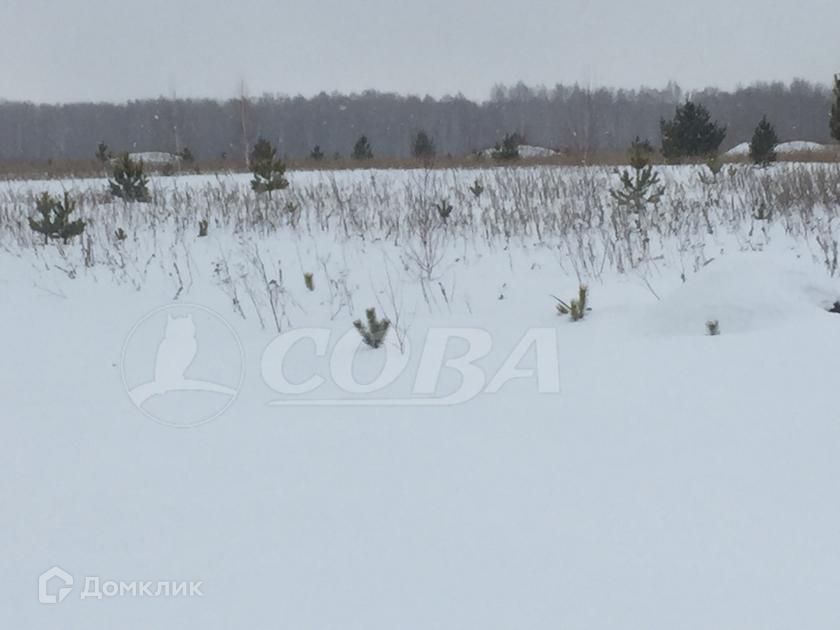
[0,79,834,164]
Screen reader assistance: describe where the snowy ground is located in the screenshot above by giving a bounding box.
[724,140,835,157]
[3,163,840,629]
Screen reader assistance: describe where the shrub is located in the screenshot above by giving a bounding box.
[749,116,779,167]
[29,192,85,244]
[469,179,484,198]
[249,138,289,196]
[706,319,720,336]
[352,135,374,160]
[310,145,325,161]
[303,272,315,291]
[610,137,664,211]
[108,153,150,202]
[353,307,390,348]
[660,101,726,160]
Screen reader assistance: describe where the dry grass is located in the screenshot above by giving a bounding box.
[0,150,678,181]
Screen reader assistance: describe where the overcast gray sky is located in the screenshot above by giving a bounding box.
[3,0,838,103]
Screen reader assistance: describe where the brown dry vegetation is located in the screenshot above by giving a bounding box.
[2,146,838,182]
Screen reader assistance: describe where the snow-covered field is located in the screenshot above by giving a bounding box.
[4,162,840,629]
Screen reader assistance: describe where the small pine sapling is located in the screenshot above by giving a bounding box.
[354,307,391,349]
[108,153,150,202]
[749,115,779,167]
[435,199,453,222]
[352,135,374,160]
[303,272,315,291]
[178,147,196,171]
[412,130,436,162]
[198,219,208,237]
[469,179,484,198]
[96,142,111,163]
[249,138,289,196]
[699,154,724,184]
[706,319,720,336]
[610,138,664,212]
[492,133,521,160]
[29,192,86,244]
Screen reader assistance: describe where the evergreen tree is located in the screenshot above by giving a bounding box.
[610,137,664,211]
[749,115,779,167]
[29,192,85,244]
[95,142,111,163]
[178,147,195,164]
[660,101,726,160]
[108,153,150,202]
[412,130,436,161]
[249,138,289,196]
[831,74,840,143]
[353,308,390,348]
[492,132,522,160]
[310,145,325,161]
[352,135,374,160]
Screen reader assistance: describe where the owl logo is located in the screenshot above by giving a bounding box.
[121,305,244,427]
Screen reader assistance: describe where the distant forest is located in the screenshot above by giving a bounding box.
[0,80,833,163]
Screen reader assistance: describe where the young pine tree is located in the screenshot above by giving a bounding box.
[412,130,436,162]
[310,145,325,161]
[492,132,522,160]
[660,101,727,161]
[96,142,111,163]
[610,137,664,211]
[749,115,779,167]
[249,138,289,196]
[830,74,840,143]
[352,135,374,160]
[108,153,150,202]
[353,308,390,349]
[178,147,195,165]
[29,192,85,244]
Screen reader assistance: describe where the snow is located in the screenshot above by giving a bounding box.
[479,144,559,158]
[4,163,840,628]
[126,151,182,165]
[725,140,831,157]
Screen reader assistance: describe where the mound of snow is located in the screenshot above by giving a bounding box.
[776,140,829,153]
[127,151,182,165]
[517,144,559,158]
[479,144,558,158]
[725,140,830,157]
[640,253,839,336]
[723,142,751,157]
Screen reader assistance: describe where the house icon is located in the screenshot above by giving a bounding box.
[38,566,73,604]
